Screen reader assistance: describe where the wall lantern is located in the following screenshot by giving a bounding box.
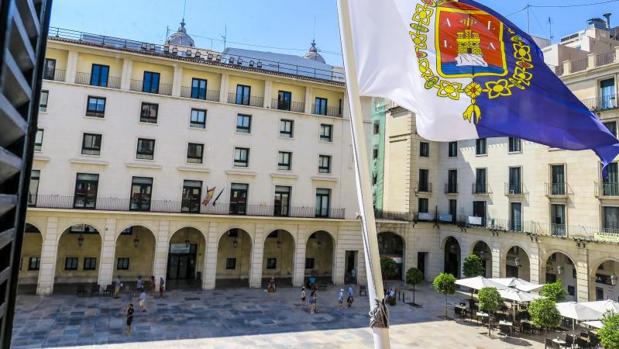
[232,239,238,248]
[276,240,282,248]
[185,240,191,249]
[557,265,564,275]
[611,274,617,286]
[77,234,84,247]
[133,236,140,248]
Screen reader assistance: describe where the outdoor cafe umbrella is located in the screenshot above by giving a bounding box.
[581,300,619,314]
[556,302,604,322]
[492,278,543,293]
[582,320,604,329]
[455,276,507,291]
[498,289,540,303]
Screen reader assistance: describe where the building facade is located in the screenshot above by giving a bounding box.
[20,25,376,295]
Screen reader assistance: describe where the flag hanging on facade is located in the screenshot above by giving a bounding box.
[344,0,619,166]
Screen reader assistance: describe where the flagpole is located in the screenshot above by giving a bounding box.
[336,0,391,348]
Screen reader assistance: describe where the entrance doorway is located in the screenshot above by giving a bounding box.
[167,243,197,280]
[345,250,358,284]
[417,252,428,279]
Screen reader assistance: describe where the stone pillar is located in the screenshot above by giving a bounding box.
[304,87,313,114]
[292,230,307,287]
[576,248,590,302]
[153,220,170,290]
[263,80,272,109]
[333,230,345,285]
[96,218,117,290]
[172,65,183,97]
[219,73,229,103]
[529,243,541,285]
[249,226,265,288]
[587,53,596,70]
[121,58,133,90]
[491,242,501,278]
[36,217,59,295]
[65,51,79,83]
[203,222,219,290]
[562,60,571,75]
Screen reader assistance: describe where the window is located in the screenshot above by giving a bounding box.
[274,185,291,217]
[266,258,277,270]
[603,206,619,232]
[116,258,130,270]
[373,147,379,160]
[142,71,160,93]
[190,108,206,128]
[551,204,566,236]
[235,84,251,105]
[64,257,78,271]
[83,257,97,271]
[418,198,429,213]
[86,96,106,117]
[130,177,153,211]
[551,164,566,195]
[475,168,487,194]
[314,97,328,115]
[234,147,249,167]
[447,169,457,193]
[277,90,292,110]
[90,64,109,87]
[43,58,56,80]
[28,257,40,271]
[604,121,617,137]
[449,199,457,221]
[418,169,429,192]
[181,180,202,213]
[373,122,380,135]
[473,201,486,226]
[236,114,251,133]
[73,173,99,209]
[419,142,430,157]
[140,102,158,123]
[280,119,293,138]
[305,258,315,269]
[226,257,237,270]
[320,124,333,142]
[476,138,487,155]
[28,170,40,206]
[229,183,248,215]
[136,138,155,160]
[81,133,102,156]
[315,188,331,217]
[187,143,204,164]
[34,129,43,151]
[603,163,618,196]
[191,78,207,99]
[318,155,331,174]
[39,90,48,112]
[509,202,522,231]
[508,167,522,194]
[600,78,616,110]
[448,141,458,157]
[278,151,292,170]
[508,137,522,153]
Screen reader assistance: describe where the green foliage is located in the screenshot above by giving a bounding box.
[406,268,424,286]
[540,281,567,302]
[599,313,619,349]
[463,255,485,278]
[433,272,457,295]
[380,257,399,280]
[478,287,502,313]
[528,298,561,330]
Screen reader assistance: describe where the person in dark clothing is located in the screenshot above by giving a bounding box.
[126,303,134,336]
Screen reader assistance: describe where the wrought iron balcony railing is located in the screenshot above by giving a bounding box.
[270,99,305,113]
[311,105,343,117]
[472,183,491,195]
[75,72,121,89]
[180,86,220,101]
[374,209,414,222]
[227,93,264,107]
[43,69,65,82]
[595,181,619,197]
[129,80,173,95]
[444,183,458,194]
[546,182,569,197]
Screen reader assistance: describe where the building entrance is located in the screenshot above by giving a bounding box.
[167,243,198,280]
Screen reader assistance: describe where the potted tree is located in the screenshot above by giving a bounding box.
[433,272,456,319]
[528,298,561,334]
[406,267,424,307]
[540,281,567,302]
[598,312,619,349]
[478,287,502,336]
[463,255,485,278]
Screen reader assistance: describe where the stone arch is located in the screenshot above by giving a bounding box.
[443,236,461,278]
[166,227,207,289]
[589,258,619,301]
[18,223,43,294]
[378,231,405,280]
[544,251,578,301]
[56,221,104,244]
[215,225,256,243]
[112,225,157,287]
[216,228,252,288]
[53,224,103,294]
[305,230,335,286]
[116,221,159,241]
[262,229,295,286]
[471,240,492,278]
[504,245,531,281]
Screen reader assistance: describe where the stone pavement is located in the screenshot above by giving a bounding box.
[11,284,546,349]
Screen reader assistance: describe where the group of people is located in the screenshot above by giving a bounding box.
[122,275,166,336]
[300,285,355,314]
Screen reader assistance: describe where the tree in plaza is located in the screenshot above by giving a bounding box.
[406,267,424,306]
[598,312,619,349]
[540,281,567,302]
[433,272,456,319]
[380,257,399,280]
[477,287,502,336]
[528,298,561,333]
[463,255,485,278]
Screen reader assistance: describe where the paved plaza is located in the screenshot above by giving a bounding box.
[11,284,546,349]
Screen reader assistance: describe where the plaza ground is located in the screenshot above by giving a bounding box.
[11,284,547,349]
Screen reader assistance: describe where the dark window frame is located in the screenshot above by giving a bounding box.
[130,176,153,211]
[278,151,292,170]
[90,63,110,87]
[320,124,333,142]
[508,137,522,153]
[235,84,251,105]
[277,90,292,111]
[190,108,207,128]
[34,129,44,151]
[83,257,97,271]
[315,97,328,115]
[136,138,156,160]
[315,188,331,218]
[73,173,99,209]
[39,90,48,111]
[226,257,237,270]
[86,96,106,117]
[191,78,208,100]
[181,180,202,213]
[280,119,294,138]
[187,143,204,164]
[420,142,430,157]
[81,133,102,156]
[274,185,291,217]
[142,71,161,94]
[448,141,458,157]
[229,182,249,215]
[116,257,130,270]
[476,138,487,155]
[318,155,331,174]
[236,114,252,133]
[266,258,277,270]
[140,102,159,123]
[305,258,315,269]
[28,257,40,271]
[234,147,250,167]
[64,257,78,271]
[43,58,56,80]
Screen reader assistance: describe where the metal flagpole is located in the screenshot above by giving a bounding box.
[336,0,391,348]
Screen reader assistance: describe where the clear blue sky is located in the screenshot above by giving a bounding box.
[50,0,619,65]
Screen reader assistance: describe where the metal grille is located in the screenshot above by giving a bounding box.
[0,0,52,348]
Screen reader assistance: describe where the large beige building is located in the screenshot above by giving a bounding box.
[380,18,619,303]
[19,24,378,295]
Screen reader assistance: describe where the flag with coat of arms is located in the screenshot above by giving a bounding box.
[343,0,619,167]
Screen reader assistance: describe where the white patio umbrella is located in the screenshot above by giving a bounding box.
[556,302,604,321]
[582,320,604,329]
[455,276,507,291]
[498,289,541,303]
[581,300,619,315]
[491,278,543,292]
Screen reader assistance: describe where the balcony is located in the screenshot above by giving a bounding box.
[472,183,491,195]
[596,51,616,67]
[75,72,121,89]
[312,105,343,117]
[556,50,618,77]
[227,93,264,107]
[43,69,65,82]
[129,80,173,95]
[374,209,414,222]
[180,86,220,101]
[415,182,432,194]
[581,94,618,112]
[550,223,567,237]
[29,194,346,219]
[415,212,435,222]
[595,181,619,198]
[444,183,458,195]
[546,182,570,199]
[504,183,526,198]
[270,99,305,113]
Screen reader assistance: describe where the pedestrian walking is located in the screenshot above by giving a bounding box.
[338,289,345,309]
[150,275,156,293]
[126,303,134,336]
[159,276,165,298]
[139,290,147,312]
[309,287,318,314]
[114,276,122,298]
[136,275,144,292]
[347,286,354,308]
[300,286,306,306]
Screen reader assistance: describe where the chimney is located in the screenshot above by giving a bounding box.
[603,13,611,29]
